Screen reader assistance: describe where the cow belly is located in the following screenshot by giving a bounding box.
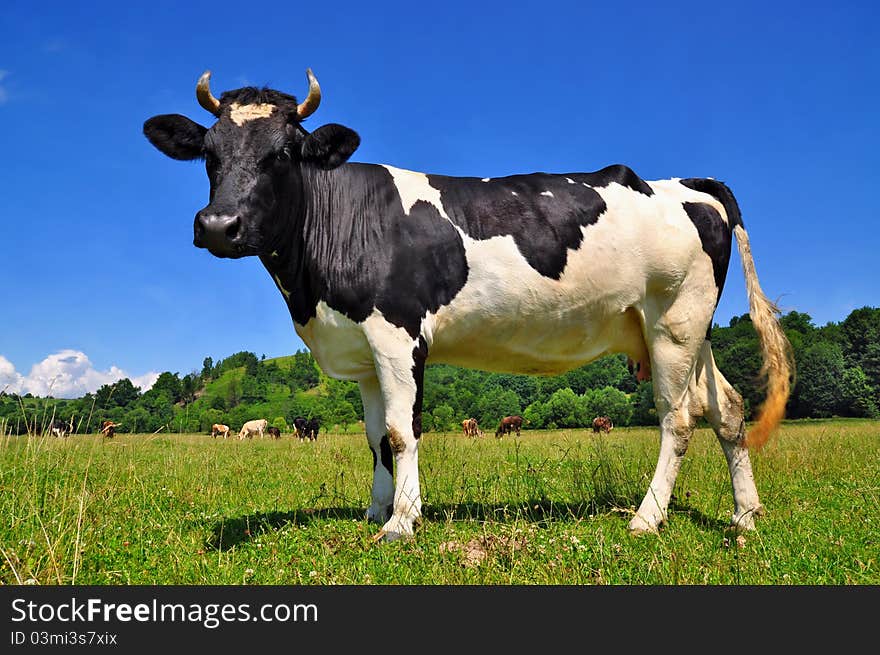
[431,295,647,375]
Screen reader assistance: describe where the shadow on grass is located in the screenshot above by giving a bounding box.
[206,493,727,550]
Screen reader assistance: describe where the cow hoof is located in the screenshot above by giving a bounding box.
[729,505,764,532]
[628,513,661,536]
[373,515,416,543]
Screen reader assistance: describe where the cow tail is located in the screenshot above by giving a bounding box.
[732,222,795,450]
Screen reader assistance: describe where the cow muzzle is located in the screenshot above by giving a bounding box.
[194,211,244,257]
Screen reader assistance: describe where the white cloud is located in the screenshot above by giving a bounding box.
[0,350,158,398]
[0,355,24,394]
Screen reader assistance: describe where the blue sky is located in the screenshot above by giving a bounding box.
[1,0,878,398]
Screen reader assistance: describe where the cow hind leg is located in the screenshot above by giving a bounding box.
[629,280,715,535]
[692,341,764,531]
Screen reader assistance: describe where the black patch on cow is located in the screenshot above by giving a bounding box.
[379,434,394,478]
[577,164,654,196]
[411,336,428,440]
[427,172,608,279]
[266,164,470,339]
[679,178,744,229]
[682,201,732,310]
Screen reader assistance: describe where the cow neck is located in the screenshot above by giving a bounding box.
[259,169,318,327]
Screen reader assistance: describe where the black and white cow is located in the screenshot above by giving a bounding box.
[143,69,793,541]
[50,418,73,438]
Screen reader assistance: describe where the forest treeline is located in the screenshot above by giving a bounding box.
[2,307,878,436]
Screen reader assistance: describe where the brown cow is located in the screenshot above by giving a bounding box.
[211,423,231,439]
[267,426,282,439]
[592,416,614,433]
[495,415,523,439]
[100,420,118,438]
[461,418,482,438]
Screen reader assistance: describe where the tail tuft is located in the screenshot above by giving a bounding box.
[733,224,795,450]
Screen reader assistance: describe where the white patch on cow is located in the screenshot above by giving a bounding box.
[229,103,276,126]
[481,177,491,182]
[649,178,731,224]
[381,165,449,218]
[426,180,708,376]
[294,302,376,380]
[566,177,576,184]
[511,191,518,196]
[273,274,291,299]
[540,190,554,197]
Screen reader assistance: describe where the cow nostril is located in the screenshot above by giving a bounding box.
[225,216,241,241]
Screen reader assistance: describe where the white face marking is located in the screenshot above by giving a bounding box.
[229,102,276,126]
[382,165,450,218]
[541,190,554,197]
[566,177,576,184]
[481,177,491,182]
[511,191,518,196]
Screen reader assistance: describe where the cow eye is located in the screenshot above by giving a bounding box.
[275,148,291,163]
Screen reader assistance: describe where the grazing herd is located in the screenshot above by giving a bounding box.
[208,417,319,441]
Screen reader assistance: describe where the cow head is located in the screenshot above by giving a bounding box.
[143,70,360,258]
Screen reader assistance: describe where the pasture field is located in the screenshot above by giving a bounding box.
[1,420,877,585]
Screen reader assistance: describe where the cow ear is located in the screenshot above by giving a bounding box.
[300,123,360,170]
[143,114,207,161]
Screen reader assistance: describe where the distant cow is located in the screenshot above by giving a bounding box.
[292,416,319,441]
[461,418,481,438]
[50,418,73,438]
[100,420,118,439]
[267,426,281,439]
[495,415,523,439]
[592,416,614,433]
[211,423,230,439]
[238,418,268,440]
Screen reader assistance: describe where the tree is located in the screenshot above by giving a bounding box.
[475,387,521,429]
[94,378,140,409]
[840,367,879,418]
[289,350,320,390]
[631,381,658,425]
[543,388,586,429]
[794,342,847,417]
[582,386,633,427]
[431,405,456,432]
[180,373,199,405]
[201,357,214,381]
[151,372,182,404]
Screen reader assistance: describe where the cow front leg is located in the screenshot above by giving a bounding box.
[365,326,428,542]
[359,376,393,525]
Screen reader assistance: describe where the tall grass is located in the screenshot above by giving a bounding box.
[0,420,877,584]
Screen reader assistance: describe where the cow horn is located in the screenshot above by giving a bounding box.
[296,68,321,119]
[196,70,221,116]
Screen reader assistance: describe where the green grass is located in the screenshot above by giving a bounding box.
[1,419,877,585]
